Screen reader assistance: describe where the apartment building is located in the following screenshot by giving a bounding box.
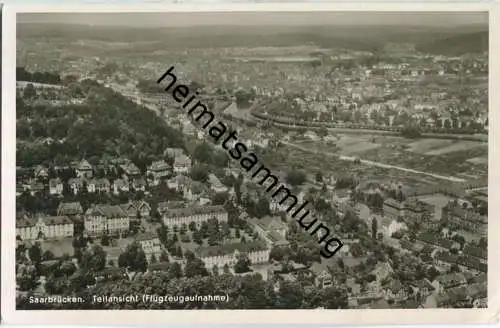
[16,215,74,240]
[84,204,130,236]
[163,205,228,228]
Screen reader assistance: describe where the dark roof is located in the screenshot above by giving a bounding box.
[164,205,227,219]
[195,241,267,258]
[435,273,467,287]
[463,245,487,260]
[57,202,83,215]
[136,232,159,242]
[148,262,170,271]
[96,267,126,276]
[85,204,127,218]
[309,261,332,276]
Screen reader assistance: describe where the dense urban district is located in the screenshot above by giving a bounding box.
[15,22,488,310]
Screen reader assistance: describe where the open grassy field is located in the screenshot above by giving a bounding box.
[283,134,487,190]
[466,156,488,165]
[276,142,451,192]
[405,139,455,154]
[332,135,381,155]
[425,140,487,156]
[41,238,74,258]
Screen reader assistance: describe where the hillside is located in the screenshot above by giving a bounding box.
[416,31,488,56]
[16,76,185,168]
[18,23,487,53]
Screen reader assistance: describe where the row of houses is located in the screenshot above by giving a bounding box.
[16,201,152,240]
[195,241,270,270]
[16,201,232,241]
[22,151,193,194]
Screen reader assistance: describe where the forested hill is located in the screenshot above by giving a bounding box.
[16,79,185,168]
[415,31,488,56]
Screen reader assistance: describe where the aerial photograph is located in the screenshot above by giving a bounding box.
[15,11,488,310]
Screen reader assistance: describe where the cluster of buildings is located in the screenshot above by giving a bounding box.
[18,150,193,198]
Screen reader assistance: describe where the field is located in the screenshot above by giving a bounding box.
[466,156,488,165]
[102,237,135,263]
[406,139,455,154]
[424,141,487,156]
[413,193,455,208]
[334,135,381,155]
[283,133,487,189]
[41,238,74,257]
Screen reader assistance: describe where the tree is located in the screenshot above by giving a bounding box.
[184,258,209,278]
[23,83,37,99]
[188,222,197,232]
[234,254,251,274]
[193,230,203,245]
[193,143,213,165]
[160,250,169,262]
[28,243,42,264]
[150,254,157,264]
[118,253,128,268]
[208,234,219,246]
[167,262,183,279]
[179,224,187,235]
[286,170,307,186]
[16,264,39,291]
[190,164,209,182]
[400,125,421,139]
[80,245,107,272]
[42,250,55,261]
[212,192,229,205]
[319,287,348,309]
[371,218,378,239]
[315,171,323,183]
[101,234,110,246]
[276,281,304,308]
[118,242,148,272]
[212,265,220,277]
[317,127,328,138]
[270,247,288,262]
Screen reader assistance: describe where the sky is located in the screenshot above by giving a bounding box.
[17,11,488,28]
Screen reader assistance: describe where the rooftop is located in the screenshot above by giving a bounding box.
[196,241,267,258]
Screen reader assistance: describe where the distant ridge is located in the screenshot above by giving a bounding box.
[416,31,488,56]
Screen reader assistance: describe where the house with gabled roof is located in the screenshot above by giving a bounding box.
[195,241,269,269]
[68,178,85,195]
[121,200,151,218]
[120,162,141,179]
[249,216,289,248]
[383,279,409,301]
[113,178,130,195]
[432,272,467,294]
[164,147,185,158]
[309,261,333,289]
[173,154,192,174]
[136,232,162,262]
[49,178,63,196]
[16,215,74,240]
[33,165,49,180]
[147,160,171,186]
[84,204,130,236]
[409,278,435,300]
[132,177,147,192]
[57,201,83,216]
[76,159,93,179]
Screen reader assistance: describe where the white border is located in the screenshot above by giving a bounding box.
[2,2,499,325]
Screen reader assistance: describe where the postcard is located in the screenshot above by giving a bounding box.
[1,2,498,325]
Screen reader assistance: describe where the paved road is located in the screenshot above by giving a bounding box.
[282,141,467,183]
